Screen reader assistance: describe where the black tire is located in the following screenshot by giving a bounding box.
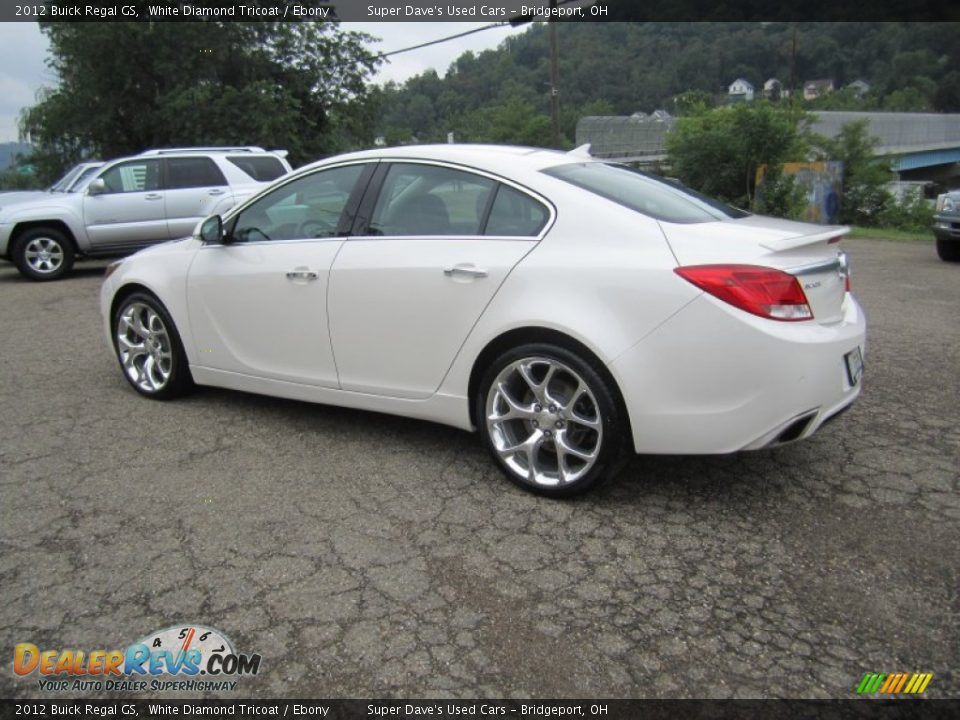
[111,292,194,400]
[936,238,960,262]
[12,227,75,281]
[476,342,626,498]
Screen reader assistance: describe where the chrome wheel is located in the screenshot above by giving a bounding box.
[486,357,603,487]
[116,302,174,393]
[24,236,64,275]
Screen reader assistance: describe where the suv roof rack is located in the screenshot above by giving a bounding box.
[138,146,268,156]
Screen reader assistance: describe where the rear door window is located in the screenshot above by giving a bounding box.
[368,163,495,236]
[165,157,227,189]
[484,185,549,236]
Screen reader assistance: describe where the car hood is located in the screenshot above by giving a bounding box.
[0,191,53,209]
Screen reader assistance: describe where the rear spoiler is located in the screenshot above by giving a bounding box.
[759,226,849,252]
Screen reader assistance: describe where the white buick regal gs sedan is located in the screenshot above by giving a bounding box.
[100,144,866,497]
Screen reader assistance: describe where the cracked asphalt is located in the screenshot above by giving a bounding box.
[1,237,957,700]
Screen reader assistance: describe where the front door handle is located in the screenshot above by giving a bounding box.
[145,193,163,201]
[285,269,319,281]
[443,265,488,279]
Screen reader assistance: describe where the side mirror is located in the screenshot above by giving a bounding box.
[87,178,106,195]
[199,215,225,245]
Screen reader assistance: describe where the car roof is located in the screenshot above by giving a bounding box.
[302,144,579,176]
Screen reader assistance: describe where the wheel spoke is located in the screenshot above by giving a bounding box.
[556,430,597,462]
[488,382,535,422]
[516,361,544,402]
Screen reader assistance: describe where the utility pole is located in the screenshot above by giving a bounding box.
[549,0,561,148]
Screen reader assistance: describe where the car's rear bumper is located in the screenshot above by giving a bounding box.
[610,292,866,455]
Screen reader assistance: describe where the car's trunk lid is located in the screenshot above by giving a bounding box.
[659,215,850,325]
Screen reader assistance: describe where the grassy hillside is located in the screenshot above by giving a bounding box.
[374,22,960,145]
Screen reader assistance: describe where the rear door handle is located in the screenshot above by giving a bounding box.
[145,193,163,201]
[443,265,488,279]
[208,189,226,196]
[285,269,319,281]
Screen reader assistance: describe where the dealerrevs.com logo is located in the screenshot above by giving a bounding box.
[14,625,261,692]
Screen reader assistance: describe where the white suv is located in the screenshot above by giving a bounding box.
[0,147,291,280]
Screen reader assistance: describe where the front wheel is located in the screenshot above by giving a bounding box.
[936,238,960,262]
[476,343,626,497]
[12,227,75,281]
[112,293,193,399]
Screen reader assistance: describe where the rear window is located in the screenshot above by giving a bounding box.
[227,155,287,182]
[543,162,748,224]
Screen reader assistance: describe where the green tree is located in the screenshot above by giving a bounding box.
[20,12,379,182]
[455,99,554,147]
[666,102,811,208]
[672,90,715,116]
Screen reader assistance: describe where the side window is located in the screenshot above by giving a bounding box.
[368,163,495,236]
[229,164,365,243]
[485,185,549,236]
[98,160,161,194]
[165,157,227,189]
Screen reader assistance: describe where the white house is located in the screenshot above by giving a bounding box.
[846,79,871,97]
[728,78,755,102]
[763,78,783,100]
[804,79,835,100]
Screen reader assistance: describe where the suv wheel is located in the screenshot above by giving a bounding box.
[936,238,960,262]
[12,227,75,281]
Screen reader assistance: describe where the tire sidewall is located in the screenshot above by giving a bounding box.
[476,342,624,497]
[112,292,193,400]
[935,238,960,262]
[13,227,75,281]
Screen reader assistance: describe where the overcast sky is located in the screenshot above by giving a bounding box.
[0,22,529,144]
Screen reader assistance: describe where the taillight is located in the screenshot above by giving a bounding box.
[675,265,814,321]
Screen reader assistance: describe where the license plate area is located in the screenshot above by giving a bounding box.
[844,346,864,387]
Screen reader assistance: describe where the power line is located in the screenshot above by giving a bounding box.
[376,23,505,60]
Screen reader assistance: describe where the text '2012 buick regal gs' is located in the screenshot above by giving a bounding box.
[101,144,866,497]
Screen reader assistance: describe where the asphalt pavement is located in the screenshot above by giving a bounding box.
[1,237,957,699]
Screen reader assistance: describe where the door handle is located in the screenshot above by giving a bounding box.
[443,265,488,279]
[208,189,226,196]
[285,269,319,281]
[145,193,163,200]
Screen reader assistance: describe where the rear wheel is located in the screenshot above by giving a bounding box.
[12,227,75,281]
[112,292,193,399]
[477,343,626,497]
[936,238,960,262]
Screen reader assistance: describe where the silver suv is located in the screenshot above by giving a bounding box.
[0,147,291,280]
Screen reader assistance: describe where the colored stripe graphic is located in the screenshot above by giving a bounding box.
[857,672,932,694]
[879,674,898,693]
[893,673,909,693]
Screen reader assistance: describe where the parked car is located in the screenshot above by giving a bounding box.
[1,147,291,280]
[933,191,960,261]
[101,144,866,497]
